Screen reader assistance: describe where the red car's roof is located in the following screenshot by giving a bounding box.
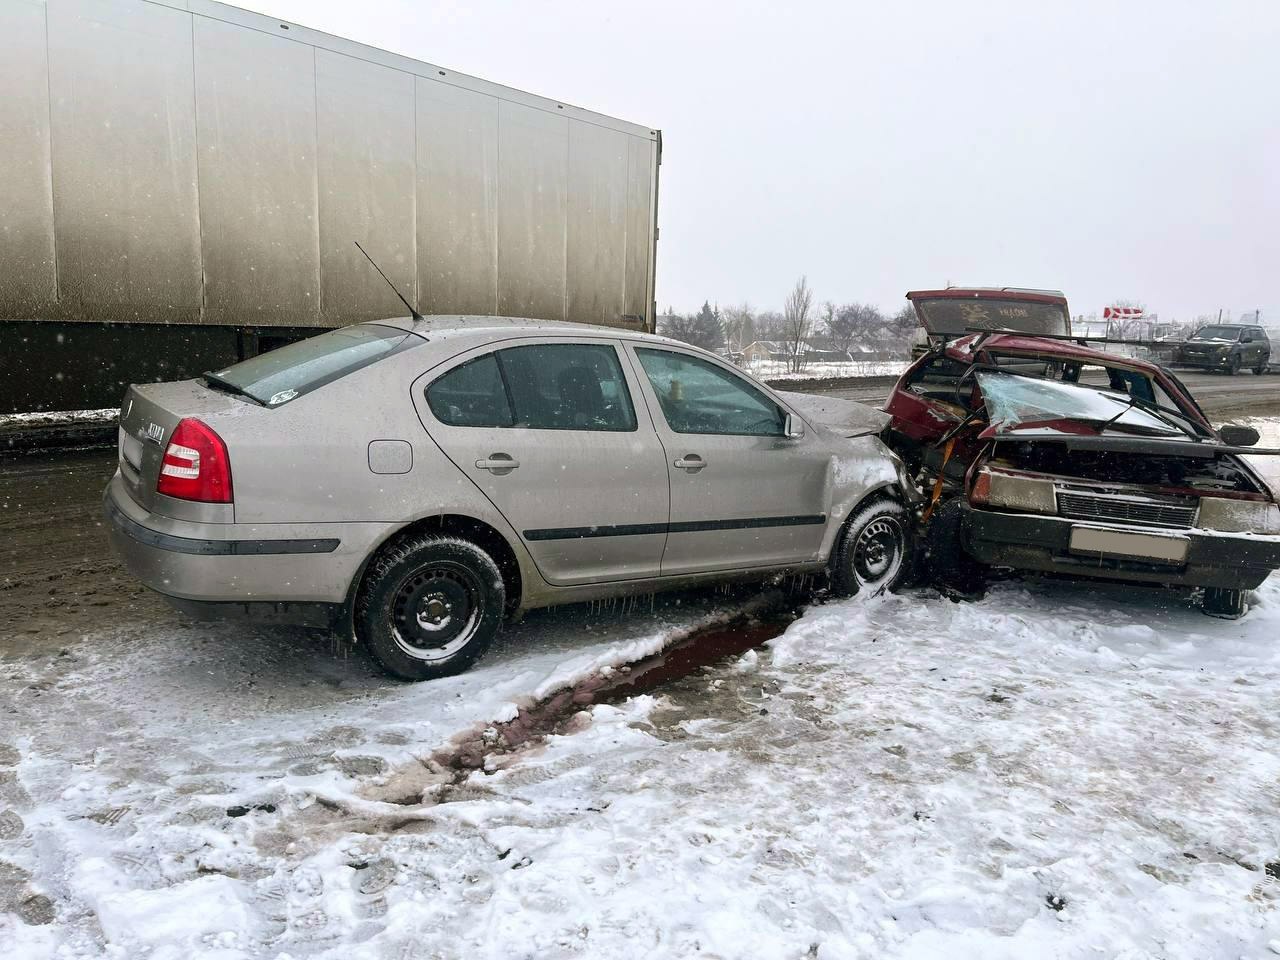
[947,332,1164,373]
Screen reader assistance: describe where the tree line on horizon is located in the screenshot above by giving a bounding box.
[658,277,918,372]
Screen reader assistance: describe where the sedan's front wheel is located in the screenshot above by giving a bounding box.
[356,535,506,681]
[830,498,912,598]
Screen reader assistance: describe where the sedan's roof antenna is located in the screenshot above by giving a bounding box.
[354,240,424,323]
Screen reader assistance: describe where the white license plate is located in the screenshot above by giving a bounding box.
[1069,526,1188,564]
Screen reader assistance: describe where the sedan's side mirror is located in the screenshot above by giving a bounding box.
[783,413,805,439]
[1219,423,1260,447]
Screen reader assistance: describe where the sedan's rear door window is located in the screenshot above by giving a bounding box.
[426,353,514,427]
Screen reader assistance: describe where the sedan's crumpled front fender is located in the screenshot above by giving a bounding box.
[818,434,919,562]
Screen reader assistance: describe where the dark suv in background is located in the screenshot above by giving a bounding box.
[1177,324,1271,375]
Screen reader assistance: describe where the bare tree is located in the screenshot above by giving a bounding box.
[721,302,756,353]
[658,311,696,344]
[782,276,814,373]
[820,301,836,336]
[889,304,917,336]
[754,309,786,341]
[826,302,886,358]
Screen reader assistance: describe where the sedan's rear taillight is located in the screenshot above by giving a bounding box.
[156,418,233,503]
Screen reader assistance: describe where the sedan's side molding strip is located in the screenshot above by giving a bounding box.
[523,514,826,542]
[105,495,340,556]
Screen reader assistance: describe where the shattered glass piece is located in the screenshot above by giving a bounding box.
[976,372,1181,437]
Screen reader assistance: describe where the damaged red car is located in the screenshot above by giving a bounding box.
[886,287,1280,618]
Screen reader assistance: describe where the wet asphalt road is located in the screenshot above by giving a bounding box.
[1,368,1276,657]
[0,448,158,656]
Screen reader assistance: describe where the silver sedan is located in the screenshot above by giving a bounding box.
[105,317,916,680]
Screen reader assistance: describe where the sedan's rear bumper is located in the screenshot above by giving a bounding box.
[962,506,1280,590]
[103,473,390,611]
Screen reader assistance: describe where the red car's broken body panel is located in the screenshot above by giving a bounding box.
[888,331,1215,441]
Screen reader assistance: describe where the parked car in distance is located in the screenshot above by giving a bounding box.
[105,316,916,680]
[1176,324,1271,375]
[885,289,1280,618]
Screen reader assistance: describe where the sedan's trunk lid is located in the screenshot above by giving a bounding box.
[117,379,248,520]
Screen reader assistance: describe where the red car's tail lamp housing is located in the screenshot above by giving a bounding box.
[156,418,233,503]
[969,469,992,506]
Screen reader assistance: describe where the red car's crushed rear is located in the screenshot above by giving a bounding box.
[883,288,1280,618]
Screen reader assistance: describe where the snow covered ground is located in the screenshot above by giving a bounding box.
[0,592,775,958]
[5,573,1280,958]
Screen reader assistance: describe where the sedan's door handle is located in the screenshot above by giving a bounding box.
[673,455,705,471]
[476,455,519,472]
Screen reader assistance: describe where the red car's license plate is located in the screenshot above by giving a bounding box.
[1069,527,1188,564]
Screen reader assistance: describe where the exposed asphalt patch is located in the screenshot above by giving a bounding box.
[413,602,803,792]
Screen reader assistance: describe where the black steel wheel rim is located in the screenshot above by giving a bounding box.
[852,516,904,588]
[390,562,482,661]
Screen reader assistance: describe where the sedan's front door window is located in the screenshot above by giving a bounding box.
[635,348,785,436]
[496,344,636,431]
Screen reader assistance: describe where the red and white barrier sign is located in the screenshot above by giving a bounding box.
[1102,306,1146,320]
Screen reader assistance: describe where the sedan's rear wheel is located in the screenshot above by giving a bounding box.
[830,498,912,598]
[356,535,505,681]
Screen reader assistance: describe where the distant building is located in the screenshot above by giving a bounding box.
[741,340,793,363]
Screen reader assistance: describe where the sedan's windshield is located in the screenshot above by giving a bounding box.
[205,324,422,406]
[976,372,1185,438]
[1190,325,1242,341]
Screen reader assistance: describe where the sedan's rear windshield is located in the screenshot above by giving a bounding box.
[1190,325,1242,341]
[205,324,422,406]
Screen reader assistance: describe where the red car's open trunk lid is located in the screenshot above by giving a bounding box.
[907,287,1071,338]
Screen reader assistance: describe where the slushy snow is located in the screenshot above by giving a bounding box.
[3,575,1280,958]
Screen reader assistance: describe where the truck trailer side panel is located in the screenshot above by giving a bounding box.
[0,0,660,413]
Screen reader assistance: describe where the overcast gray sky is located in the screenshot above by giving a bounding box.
[240,0,1280,323]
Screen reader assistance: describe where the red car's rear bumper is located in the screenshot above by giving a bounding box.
[962,506,1280,591]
